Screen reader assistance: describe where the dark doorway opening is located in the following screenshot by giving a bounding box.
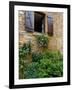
[34,12,45,33]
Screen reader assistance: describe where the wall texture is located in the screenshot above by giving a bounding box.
[19,10,63,53]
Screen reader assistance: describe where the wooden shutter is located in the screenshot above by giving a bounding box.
[25,11,34,31]
[48,16,53,36]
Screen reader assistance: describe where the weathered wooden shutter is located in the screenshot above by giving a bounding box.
[25,11,34,31]
[48,16,53,36]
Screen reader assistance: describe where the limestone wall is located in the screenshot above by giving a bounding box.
[47,12,63,52]
[18,10,63,53]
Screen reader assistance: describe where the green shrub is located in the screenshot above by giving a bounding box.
[20,49,63,79]
[24,58,63,78]
[32,51,63,63]
[36,35,48,47]
[19,41,31,79]
[39,59,63,77]
[43,50,63,61]
[24,62,39,78]
[22,41,31,54]
[32,52,43,62]
[19,41,31,60]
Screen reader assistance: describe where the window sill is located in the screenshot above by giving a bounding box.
[32,32,44,36]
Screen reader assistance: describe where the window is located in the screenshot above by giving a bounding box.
[25,11,45,33]
[34,12,45,33]
[25,11,53,35]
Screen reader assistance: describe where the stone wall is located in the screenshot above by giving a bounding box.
[18,10,63,53]
[47,12,63,52]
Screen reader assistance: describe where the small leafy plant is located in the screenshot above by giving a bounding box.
[42,50,63,61]
[24,62,39,78]
[19,41,31,59]
[36,35,48,47]
[19,41,31,79]
[32,52,43,62]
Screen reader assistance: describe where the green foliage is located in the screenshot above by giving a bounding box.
[22,41,31,54]
[32,52,43,62]
[39,59,63,77]
[19,38,63,79]
[24,62,39,78]
[19,41,31,79]
[32,50,63,62]
[24,51,63,78]
[24,58,63,78]
[43,50,63,61]
[19,41,31,60]
[36,35,48,47]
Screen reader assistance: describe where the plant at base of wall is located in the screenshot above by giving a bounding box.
[19,41,31,59]
[19,41,31,79]
[24,57,63,78]
[32,52,43,62]
[24,50,63,79]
